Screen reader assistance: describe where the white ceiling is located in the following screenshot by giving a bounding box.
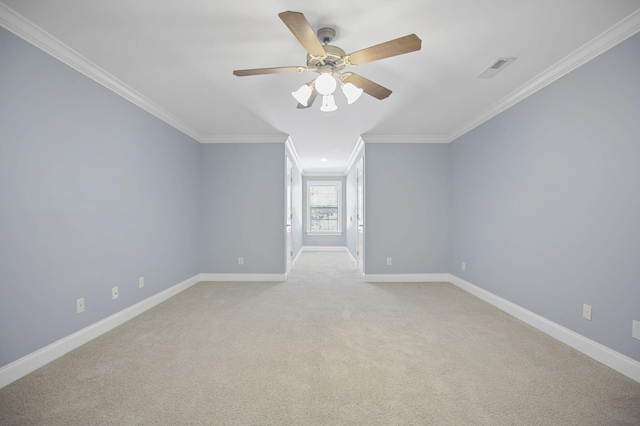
[2,1,640,173]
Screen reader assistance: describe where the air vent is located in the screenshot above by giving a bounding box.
[479,57,517,78]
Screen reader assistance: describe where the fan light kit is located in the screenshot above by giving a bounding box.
[233,11,422,112]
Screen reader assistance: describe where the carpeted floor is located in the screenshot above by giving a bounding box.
[1,251,639,425]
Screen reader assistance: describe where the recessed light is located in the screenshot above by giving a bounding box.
[320,158,329,162]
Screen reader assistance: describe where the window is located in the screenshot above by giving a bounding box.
[307,181,342,235]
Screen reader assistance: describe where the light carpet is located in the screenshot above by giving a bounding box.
[1,251,639,425]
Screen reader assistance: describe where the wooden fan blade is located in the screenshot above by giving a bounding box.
[297,90,318,109]
[344,73,392,100]
[347,34,421,66]
[233,66,305,76]
[278,11,326,57]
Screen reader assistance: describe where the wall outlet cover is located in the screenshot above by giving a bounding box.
[633,320,640,340]
[583,304,592,321]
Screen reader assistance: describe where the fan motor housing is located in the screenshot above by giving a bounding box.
[307,44,347,72]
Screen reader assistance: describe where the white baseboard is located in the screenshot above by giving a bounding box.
[364,273,450,283]
[0,273,201,389]
[448,274,640,384]
[292,249,304,265]
[300,245,347,252]
[200,273,286,282]
[5,270,637,389]
[345,249,357,265]
[294,246,349,265]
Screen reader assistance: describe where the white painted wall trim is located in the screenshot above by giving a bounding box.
[4,269,638,388]
[448,274,640,384]
[0,3,203,143]
[200,135,288,143]
[285,136,303,173]
[200,273,286,282]
[345,248,357,265]
[364,273,450,283]
[361,135,450,143]
[292,248,305,265]
[3,3,639,158]
[448,9,640,142]
[344,136,365,174]
[0,273,201,389]
[302,170,348,177]
[300,245,347,252]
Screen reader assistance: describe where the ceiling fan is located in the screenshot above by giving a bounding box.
[233,11,422,111]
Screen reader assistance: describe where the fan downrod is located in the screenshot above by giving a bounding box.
[317,27,336,44]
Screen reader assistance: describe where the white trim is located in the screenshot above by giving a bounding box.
[292,248,305,264]
[200,135,287,144]
[302,170,348,177]
[0,3,203,143]
[300,245,347,252]
[0,273,201,389]
[345,249,358,265]
[199,273,286,282]
[361,12,640,146]
[448,9,640,142]
[2,3,639,155]
[306,180,343,235]
[344,136,365,174]
[364,273,450,283]
[361,135,450,144]
[448,274,640,384]
[285,136,303,173]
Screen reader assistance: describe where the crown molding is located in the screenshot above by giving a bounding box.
[449,8,640,142]
[344,136,365,174]
[361,135,451,143]
[3,2,639,151]
[302,170,347,177]
[0,3,204,143]
[199,134,288,144]
[285,136,303,172]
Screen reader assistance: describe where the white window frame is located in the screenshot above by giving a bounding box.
[306,180,342,235]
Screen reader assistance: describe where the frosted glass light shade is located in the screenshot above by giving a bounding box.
[291,84,313,106]
[320,95,338,112]
[315,73,337,95]
[342,82,363,104]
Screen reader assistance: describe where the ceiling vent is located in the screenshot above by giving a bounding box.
[479,57,517,78]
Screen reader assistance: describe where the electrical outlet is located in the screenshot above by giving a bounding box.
[632,320,640,340]
[139,277,144,289]
[76,298,85,314]
[582,304,592,321]
[461,262,466,271]
[112,287,119,300]
[386,257,392,266]
[238,257,244,265]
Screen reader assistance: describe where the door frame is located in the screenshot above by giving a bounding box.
[285,156,293,274]
[356,157,365,276]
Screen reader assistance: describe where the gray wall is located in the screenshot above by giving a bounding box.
[450,33,640,361]
[0,28,203,367]
[201,144,285,274]
[365,143,450,274]
[302,176,347,247]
